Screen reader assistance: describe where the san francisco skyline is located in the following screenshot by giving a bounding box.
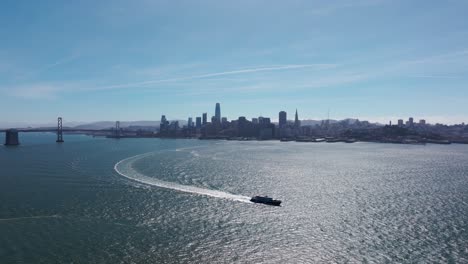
[1,0,468,126]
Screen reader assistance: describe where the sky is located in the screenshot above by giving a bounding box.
[1,0,468,127]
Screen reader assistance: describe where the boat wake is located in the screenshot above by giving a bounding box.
[0,215,60,222]
[114,152,251,203]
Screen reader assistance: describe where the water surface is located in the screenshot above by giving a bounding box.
[1,133,468,263]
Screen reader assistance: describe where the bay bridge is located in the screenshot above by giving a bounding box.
[1,118,123,146]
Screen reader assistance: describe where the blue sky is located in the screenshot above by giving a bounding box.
[1,0,467,126]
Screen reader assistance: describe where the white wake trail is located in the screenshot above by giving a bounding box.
[0,215,60,222]
[114,152,251,203]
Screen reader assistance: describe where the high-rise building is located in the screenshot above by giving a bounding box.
[294,109,301,128]
[160,115,168,131]
[398,119,404,126]
[419,119,426,125]
[279,111,287,128]
[188,117,193,128]
[202,113,207,125]
[221,117,228,124]
[409,117,414,127]
[215,103,221,122]
[196,117,202,128]
[252,118,259,124]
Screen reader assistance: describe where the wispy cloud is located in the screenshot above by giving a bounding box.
[6,84,63,100]
[309,0,386,16]
[407,74,463,79]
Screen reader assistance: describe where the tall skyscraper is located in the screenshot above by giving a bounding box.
[196,117,202,128]
[294,109,301,128]
[188,117,193,128]
[202,113,207,125]
[160,115,168,131]
[215,103,221,122]
[279,111,287,128]
[409,117,414,127]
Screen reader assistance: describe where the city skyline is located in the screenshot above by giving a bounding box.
[1,1,468,125]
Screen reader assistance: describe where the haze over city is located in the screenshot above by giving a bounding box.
[1,0,467,127]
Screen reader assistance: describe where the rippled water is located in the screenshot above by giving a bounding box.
[1,133,468,263]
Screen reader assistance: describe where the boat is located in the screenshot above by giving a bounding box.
[250,196,282,206]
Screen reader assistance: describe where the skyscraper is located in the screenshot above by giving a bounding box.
[160,115,168,131]
[294,109,301,128]
[196,117,202,128]
[409,117,414,127]
[215,103,221,122]
[202,113,207,125]
[279,111,287,128]
[188,117,193,128]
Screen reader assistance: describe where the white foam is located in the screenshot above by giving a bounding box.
[114,152,251,203]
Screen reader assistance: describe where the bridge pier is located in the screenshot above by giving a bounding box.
[4,129,20,146]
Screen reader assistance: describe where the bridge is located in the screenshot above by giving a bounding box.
[2,118,122,146]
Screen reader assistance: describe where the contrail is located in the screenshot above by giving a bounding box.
[93,64,336,91]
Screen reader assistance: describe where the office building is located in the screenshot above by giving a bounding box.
[188,117,193,128]
[215,103,221,122]
[279,111,287,128]
[202,113,207,125]
[160,115,168,131]
[196,117,202,128]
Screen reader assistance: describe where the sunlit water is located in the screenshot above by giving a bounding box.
[1,133,468,263]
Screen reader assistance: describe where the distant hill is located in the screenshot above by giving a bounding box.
[73,121,158,130]
[72,120,186,130]
[300,118,364,126]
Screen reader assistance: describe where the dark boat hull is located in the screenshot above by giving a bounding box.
[250,197,282,206]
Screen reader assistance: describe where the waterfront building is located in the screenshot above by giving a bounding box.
[215,103,221,122]
[258,117,270,125]
[279,111,287,128]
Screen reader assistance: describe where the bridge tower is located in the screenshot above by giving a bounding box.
[115,121,121,138]
[56,117,64,143]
